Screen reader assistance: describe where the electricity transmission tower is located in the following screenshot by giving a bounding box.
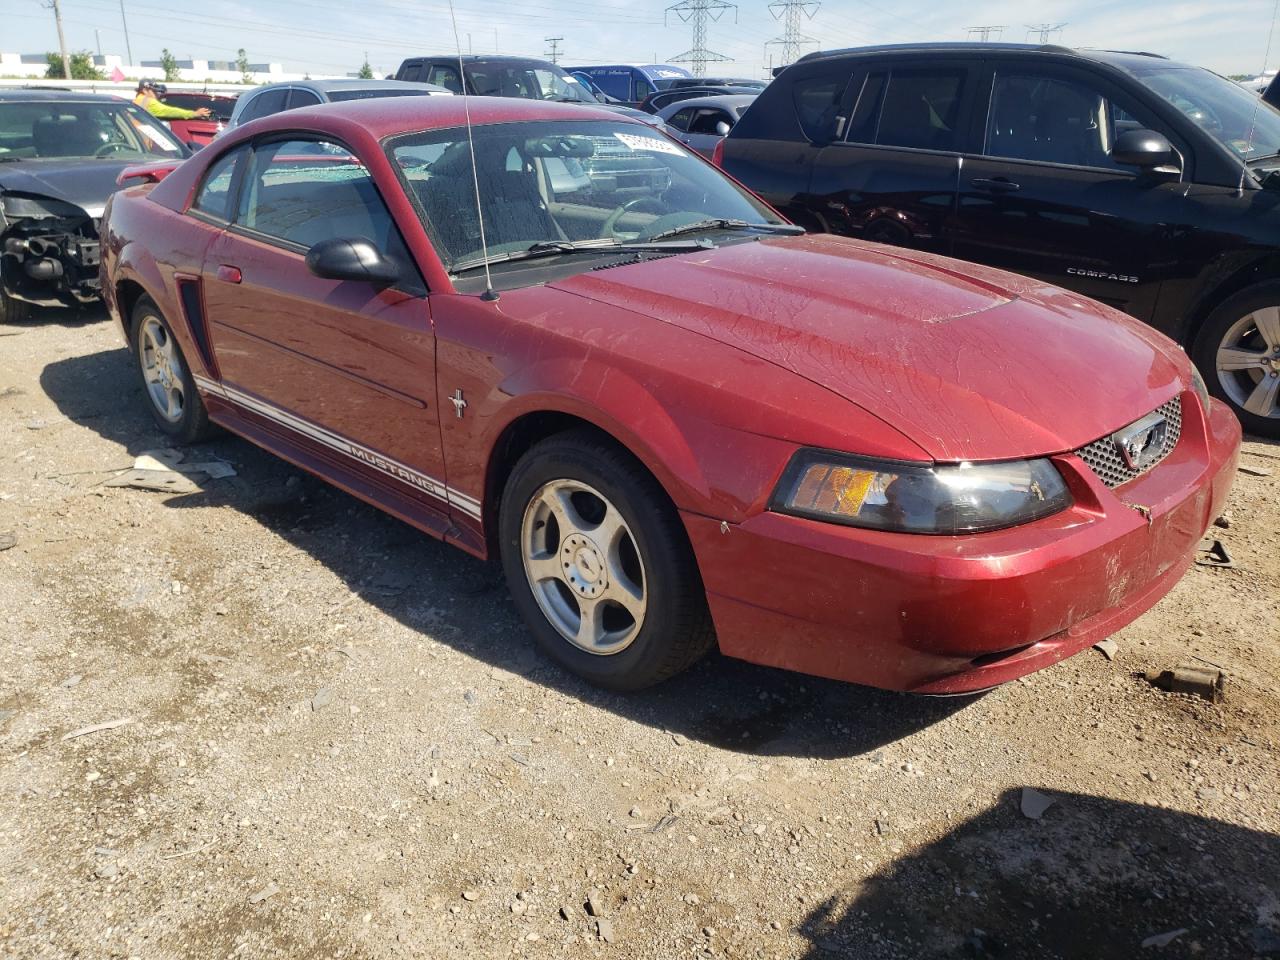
[1025,22,1066,43]
[966,25,1005,41]
[666,0,737,78]
[766,0,819,68]
[545,37,564,64]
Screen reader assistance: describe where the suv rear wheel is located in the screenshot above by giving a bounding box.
[498,430,715,690]
[1193,283,1280,439]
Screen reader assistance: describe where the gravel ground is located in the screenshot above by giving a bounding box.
[1,310,1278,960]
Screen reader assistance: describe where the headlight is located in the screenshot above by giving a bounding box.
[771,450,1072,534]
[1190,367,1211,411]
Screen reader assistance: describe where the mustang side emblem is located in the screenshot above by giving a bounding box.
[1113,411,1169,471]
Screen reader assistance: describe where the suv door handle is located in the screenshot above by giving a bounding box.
[971,178,1020,193]
[216,264,242,284]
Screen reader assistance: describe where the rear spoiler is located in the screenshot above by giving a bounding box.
[116,160,184,186]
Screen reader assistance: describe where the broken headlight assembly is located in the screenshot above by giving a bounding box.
[771,450,1072,534]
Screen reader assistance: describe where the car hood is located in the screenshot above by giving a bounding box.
[0,160,133,217]
[550,234,1187,461]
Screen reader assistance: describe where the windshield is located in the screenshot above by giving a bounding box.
[0,100,185,160]
[1128,63,1280,161]
[389,119,781,272]
[464,62,597,103]
[328,88,443,102]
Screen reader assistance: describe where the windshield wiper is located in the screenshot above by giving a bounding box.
[451,237,713,273]
[642,219,806,242]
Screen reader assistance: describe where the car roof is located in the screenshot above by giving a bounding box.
[250,79,447,94]
[659,94,757,114]
[404,55,558,65]
[0,89,128,102]
[792,42,1186,71]
[245,95,625,138]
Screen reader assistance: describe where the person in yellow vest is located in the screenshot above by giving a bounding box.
[133,80,211,119]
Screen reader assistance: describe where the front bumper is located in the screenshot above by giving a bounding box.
[684,391,1241,693]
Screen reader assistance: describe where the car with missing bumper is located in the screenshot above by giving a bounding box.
[0,89,188,322]
[100,97,1239,693]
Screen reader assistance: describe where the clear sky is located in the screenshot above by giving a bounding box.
[5,0,1274,79]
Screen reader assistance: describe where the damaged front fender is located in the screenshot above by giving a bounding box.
[0,191,102,307]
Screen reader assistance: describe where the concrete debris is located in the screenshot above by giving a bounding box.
[461,890,480,902]
[1093,639,1118,661]
[585,890,606,917]
[596,918,616,943]
[61,717,133,741]
[310,688,334,711]
[1141,928,1188,949]
[59,674,83,688]
[1145,664,1225,703]
[248,883,279,904]
[1020,788,1055,820]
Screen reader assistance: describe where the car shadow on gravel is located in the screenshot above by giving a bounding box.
[41,347,981,760]
[795,787,1280,959]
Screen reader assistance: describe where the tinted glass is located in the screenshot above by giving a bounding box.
[238,139,402,253]
[287,89,322,109]
[793,74,849,141]
[689,109,733,135]
[985,73,1123,169]
[327,88,441,102]
[399,63,423,81]
[464,62,595,102]
[667,108,695,131]
[0,100,184,159]
[870,69,966,151]
[191,146,245,220]
[389,119,780,270]
[426,65,463,93]
[239,88,289,122]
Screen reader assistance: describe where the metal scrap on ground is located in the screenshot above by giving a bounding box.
[103,449,236,493]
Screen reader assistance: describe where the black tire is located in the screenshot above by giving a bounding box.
[498,429,715,691]
[1192,283,1280,439]
[0,289,33,325]
[130,295,215,444]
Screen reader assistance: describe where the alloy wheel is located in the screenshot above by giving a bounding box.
[1216,306,1280,420]
[520,479,647,656]
[138,315,186,424]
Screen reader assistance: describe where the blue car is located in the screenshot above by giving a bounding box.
[566,64,693,107]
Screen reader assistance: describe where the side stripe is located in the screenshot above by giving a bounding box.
[193,375,481,521]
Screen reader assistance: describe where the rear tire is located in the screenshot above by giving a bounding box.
[498,430,715,691]
[1193,284,1280,439]
[130,295,215,444]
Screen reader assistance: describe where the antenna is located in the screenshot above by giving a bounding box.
[447,0,498,301]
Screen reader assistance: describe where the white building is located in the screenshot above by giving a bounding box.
[0,52,324,84]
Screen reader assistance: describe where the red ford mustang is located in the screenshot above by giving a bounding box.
[100,98,1240,693]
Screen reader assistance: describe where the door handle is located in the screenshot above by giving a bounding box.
[216,264,242,284]
[971,178,1020,193]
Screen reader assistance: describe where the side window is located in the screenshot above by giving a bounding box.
[286,89,322,110]
[191,146,246,221]
[846,72,886,143]
[689,109,733,135]
[874,69,966,151]
[793,73,851,141]
[427,65,464,94]
[668,108,695,132]
[985,72,1128,169]
[239,88,289,123]
[400,63,423,82]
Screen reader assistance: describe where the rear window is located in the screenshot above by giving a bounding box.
[793,75,849,140]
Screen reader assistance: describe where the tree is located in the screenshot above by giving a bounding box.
[45,50,104,80]
[160,48,181,82]
[357,59,374,79]
[236,48,252,84]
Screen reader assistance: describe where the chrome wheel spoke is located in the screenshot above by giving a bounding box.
[526,553,563,584]
[602,573,644,620]
[138,316,186,425]
[1244,374,1280,417]
[1253,307,1280,353]
[1217,346,1268,372]
[538,485,587,537]
[575,598,607,649]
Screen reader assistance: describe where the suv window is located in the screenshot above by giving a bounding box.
[287,89,322,110]
[237,139,402,253]
[986,72,1123,169]
[689,109,732,135]
[668,108,695,132]
[399,62,423,82]
[426,64,463,93]
[858,69,966,151]
[793,74,849,141]
[191,146,245,221]
[239,88,289,123]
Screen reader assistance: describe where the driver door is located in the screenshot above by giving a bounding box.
[199,137,450,524]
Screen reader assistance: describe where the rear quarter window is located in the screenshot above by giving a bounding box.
[793,76,848,141]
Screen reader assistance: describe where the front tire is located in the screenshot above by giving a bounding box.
[0,289,33,325]
[130,296,214,444]
[498,430,715,691]
[1193,283,1280,439]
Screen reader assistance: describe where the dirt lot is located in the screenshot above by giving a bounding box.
[1,309,1278,960]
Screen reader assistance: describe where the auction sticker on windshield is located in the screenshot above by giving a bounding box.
[614,132,683,155]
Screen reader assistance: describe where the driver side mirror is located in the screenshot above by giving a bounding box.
[305,237,400,285]
[714,120,732,137]
[1112,129,1178,171]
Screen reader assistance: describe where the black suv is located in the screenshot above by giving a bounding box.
[720,43,1280,437]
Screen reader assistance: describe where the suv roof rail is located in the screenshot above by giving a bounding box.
[1087,48,1169,59]
[787,40,1081,67]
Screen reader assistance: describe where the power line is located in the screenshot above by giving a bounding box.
[766,0,818,68]
[1025,22,1066,43]
[544,36,563,63]
[666,0,737,78]
[966,25,1005,42]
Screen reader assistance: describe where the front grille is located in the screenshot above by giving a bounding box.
[1075,396,1182,489]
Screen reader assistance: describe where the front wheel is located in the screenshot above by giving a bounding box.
[498,430,715,690]
[131,296,215,443]
[0,289,33,325]
[1193,283,1280,439]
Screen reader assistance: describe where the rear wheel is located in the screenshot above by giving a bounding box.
[131,296,215,443]
[1193,283,1280,439]
[498,430,715,690]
